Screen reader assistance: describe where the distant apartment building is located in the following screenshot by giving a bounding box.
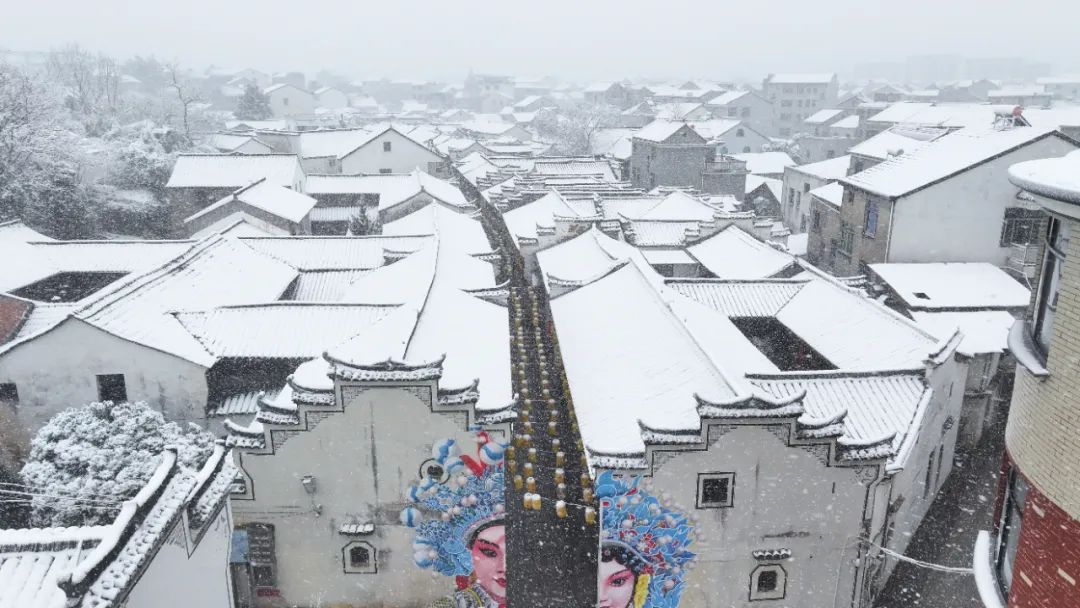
[761,73,839,137]
[704,89,776,136]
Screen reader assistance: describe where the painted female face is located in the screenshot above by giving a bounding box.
[470,524,507,602]
[598,558,636,608]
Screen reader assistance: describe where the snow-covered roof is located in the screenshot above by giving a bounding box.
[620,190,717,222]
[1008,149,1080,204]
[804,109,845,124]
[666,279,805,316]
[911,310,1016,356]
[687,226,796,279]
[502,190,581,246]
[654,102,705,120]
[766,73,836,84]
[842,125,1061,198]
[831,115,860,130]
[870,262,1030,311]
[775,280,940,370]
[671,276,942,371]
[622,220,702,247]
[166,154,303,189]
[297,127,375,158]
[550,261,743,457]
[0,448,235,608]
[749,372,928,456]
[382,203,492,257]
[633,120,701,143]
[186,179,317,225]
[0,525,110,608]
[536,227,654,290]
[787,154,851,180]
[809,182,844,208]
[65,236,298,366]
[746,175,783,202]
[239,234,432,270]
[705,90,751,106]
[848,126,949,161]
[531,158,617,182]
[733,151,796,175]
[686,118,747,141]
[175,303,398,358]
[866,102,996,129]
[264,82,309,95]
[305,170,468,211]
[210,133,272,153]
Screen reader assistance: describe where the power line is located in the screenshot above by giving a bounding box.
[0,489,121,507]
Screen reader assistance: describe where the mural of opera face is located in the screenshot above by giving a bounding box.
[596,473,697,608]
[400,433,508,608]
[469,522,507,603]
[598,546,642,608]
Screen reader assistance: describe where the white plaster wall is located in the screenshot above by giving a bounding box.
[877,354,967,585]
[0,319,209,434]
[340,131,444,175]
[717,127,770,155]
[268,87,316,118]
[641,424,872,608]
[127,505,236,608]
[887,136,1077,265]
[232,384,488,607]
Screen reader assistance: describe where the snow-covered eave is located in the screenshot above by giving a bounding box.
[329,352,446,383]
[60,449,178,591]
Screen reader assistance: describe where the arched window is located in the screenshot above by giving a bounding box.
[736,128,745,137]
[742,146,751,153]
[343,541,377,574]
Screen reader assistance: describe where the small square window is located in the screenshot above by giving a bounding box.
[0,383,18,405]
[757,570,778,592]
[383,141,392,152]
[750,565,787,601]
[96,374,127,403]
[697,473,734,508]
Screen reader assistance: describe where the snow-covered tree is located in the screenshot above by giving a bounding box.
[534,103,620,155]
[234,84,273,120]
[348,211,380,236]
[20,401,216,527]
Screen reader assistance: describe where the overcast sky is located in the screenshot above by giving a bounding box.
[3,0,1078,82]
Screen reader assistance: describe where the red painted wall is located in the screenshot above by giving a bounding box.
[1009,469,1080,607]
[0,295,32,344]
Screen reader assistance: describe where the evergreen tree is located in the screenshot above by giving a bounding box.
[20,401,216,526]
[234,84,273,120]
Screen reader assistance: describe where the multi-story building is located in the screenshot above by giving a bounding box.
[817,124,1077,276]
[629,120,714,190]
[974,149,1080,608]
[761,73,839,137]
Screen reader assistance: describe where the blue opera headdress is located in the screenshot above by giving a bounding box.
[400,432,506,578]
[596,471,697,608]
